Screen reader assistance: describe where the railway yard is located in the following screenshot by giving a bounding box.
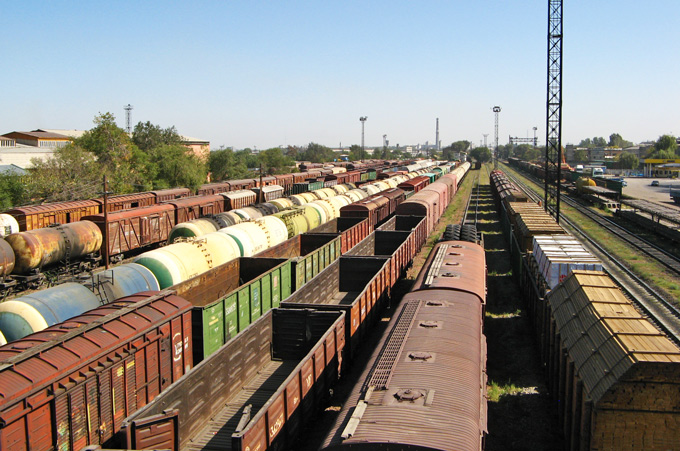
[1,159,680,450]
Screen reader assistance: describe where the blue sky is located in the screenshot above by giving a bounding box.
[2,1,678,150]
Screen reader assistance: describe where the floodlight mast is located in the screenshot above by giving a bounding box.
[360,116,368,153]
[493,106,501,170]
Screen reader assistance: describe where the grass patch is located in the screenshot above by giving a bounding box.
[487,380,524,402]
[486,309,522,319]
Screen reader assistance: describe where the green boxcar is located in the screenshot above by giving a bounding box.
[367,169,377,180]
[170,256,292,363]
[423,171,439,182]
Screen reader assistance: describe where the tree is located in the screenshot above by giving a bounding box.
[258,148,295,174]
[656,135,678,154]
[617,152,639,170]
[209,147,249,181]
[26,143,101,202]
[348,145,369,161]
[74,112,147,193]
[148,143,207,191]
[592,137,607,147]
[442,140,470,161]
[133,121,183,151]
[0,173,28,209]
[574,149,588,162]
[298,143,335,163]
[470,147,492,163]
[608,133,632,148]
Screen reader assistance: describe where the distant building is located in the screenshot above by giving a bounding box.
[0,164,27,176]
[2,130,71,148]
[181,135,210,160]
[0,144,54,168]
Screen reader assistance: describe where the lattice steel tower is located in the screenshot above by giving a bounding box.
[545,0,563,222]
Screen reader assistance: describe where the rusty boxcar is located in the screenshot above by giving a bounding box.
[0,290,193,451]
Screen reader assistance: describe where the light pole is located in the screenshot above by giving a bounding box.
[360,116,367,154]
[493,106,501,170]
[533,126,538,147]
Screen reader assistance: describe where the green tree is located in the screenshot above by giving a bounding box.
[656,135,678,154]
[617,152,639,170]
[442,140,470,161]
[592,137,607,147]
[578,138,593,148]
[149,143,207,191]
[0,173,28,209]
[209,147,249,181]
[470,147,492,163]
[133,121,183,151]
[26,144,101,202]
[74,112,147,193]
[258,148,295,174]
[608,133,632,148]
[574,149,588,162]
[348,144,369,161]
[298,143,335,163]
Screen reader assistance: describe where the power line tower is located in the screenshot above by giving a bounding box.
[124,104,133,134]
[545,0,563,222]
[493,106,501,170]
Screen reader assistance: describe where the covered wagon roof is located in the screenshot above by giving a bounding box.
[546,271,680,404]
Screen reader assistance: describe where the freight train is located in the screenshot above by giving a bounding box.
[0,161,450,295]
[491,169,680,450]
[0,160,470,451]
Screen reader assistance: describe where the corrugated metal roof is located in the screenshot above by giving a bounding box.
[546,270,680,404]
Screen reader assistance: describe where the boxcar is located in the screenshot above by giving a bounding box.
[83,204,176,259]
[5,200,101,231]
[321,241,487,451]
[197,181,232,196]
[164,195,225,224]
[100,192,157,212]
[149,187,192,202]
[118,309,345,451]
[0,290,193,451]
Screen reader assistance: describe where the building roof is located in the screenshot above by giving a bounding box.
[38,129,86,139]
[0,164,26,176]
[3,130,70,140]
[180,135,209,145]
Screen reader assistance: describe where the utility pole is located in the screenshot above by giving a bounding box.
[360,116,367,154]
[545,0,563,223]
[493,106,501,170]
[102,175,112,269]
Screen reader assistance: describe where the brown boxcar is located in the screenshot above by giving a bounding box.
[150,187,192,202]
[321,240,487,451]
[5,200,101,231]
[164,195,225,224]
[0,290,193,451]
[280,256,391,361]
[118,309,345,451]
[83,204,176,258]
[397,174,430,193]
[220,189,257,210]
[420,182,448,218]
[226,178,257,191]
[395,190,440,235]
[340,197,389,229]
[197,181,231,196]
[273,173,294,194]
[99,192,157,212]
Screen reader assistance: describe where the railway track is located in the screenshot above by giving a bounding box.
[462,167,483,227]
[503,168,680,345]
